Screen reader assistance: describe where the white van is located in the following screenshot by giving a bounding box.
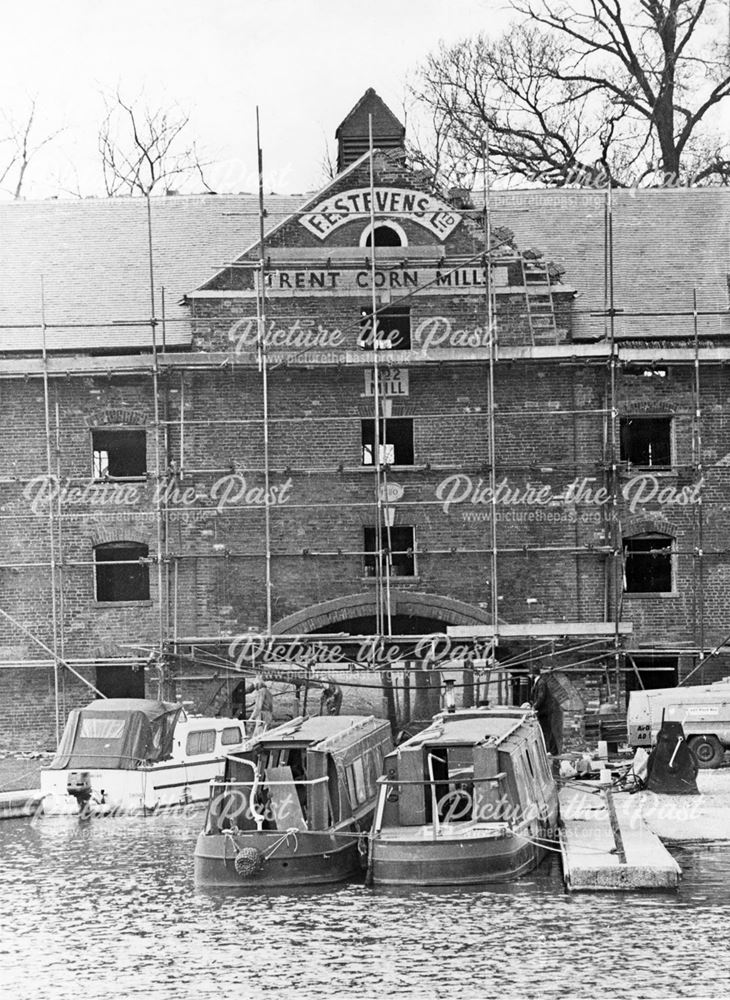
[627,680,730,767]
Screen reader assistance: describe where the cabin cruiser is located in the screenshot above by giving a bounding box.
[40,698,261,815]
[368,706,559,886]
[194,714,393,887]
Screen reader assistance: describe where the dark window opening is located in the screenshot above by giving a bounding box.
[423,747,474,824]
[365,225,403,247]
[361,418,414,466]
[624,655,679,706]
[92,428,147,479]
[359,307,411,349]
[364,525,415,577]
[623,534,672,593]
[95,662,145,699]
[619,417,671,468]
[94,542,150,602]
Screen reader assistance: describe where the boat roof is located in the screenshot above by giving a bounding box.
[396,708,534,749]
[79,698,180,720]
[242,714,388,752]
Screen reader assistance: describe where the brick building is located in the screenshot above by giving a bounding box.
[2,88,730,748]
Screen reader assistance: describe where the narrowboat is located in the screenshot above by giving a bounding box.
[194,714,393,887]
[368,706,559,886]
[40,698,262,815]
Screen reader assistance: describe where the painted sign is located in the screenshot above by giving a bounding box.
[300,187,462,240]
[364,368,410,397]
[262,266,508,297]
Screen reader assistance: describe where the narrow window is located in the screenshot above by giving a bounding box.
[361,418,414,466]
[359,307,411,349]
[619,417,671,468]
[92,428,147,479]
[623,534,673,593]
[186,730,216,756]
[94,542,150,602]
[364,525,415,577]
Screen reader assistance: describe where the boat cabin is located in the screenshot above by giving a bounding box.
[377,708,555,832]
[46,699,182,771]
[204,715,393,836]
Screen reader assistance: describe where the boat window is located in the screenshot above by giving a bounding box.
[186,729,216,756]
[345,764,358,806]
[366,748,381,791]
[79,717,126,740]
[353,757,368,803]
[221,726,243,746]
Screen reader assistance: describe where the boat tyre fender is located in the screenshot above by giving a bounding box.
[234,846,264,878]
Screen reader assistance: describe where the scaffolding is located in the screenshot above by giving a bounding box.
[1,126,728,743]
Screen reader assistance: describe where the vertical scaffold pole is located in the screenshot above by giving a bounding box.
[606,183,622,699]
[146,195,166,654]
[693,287,705,663]
[256,107,273,634]
[40,277,60,745]
[483,131,499,655]
[368,114,386,640]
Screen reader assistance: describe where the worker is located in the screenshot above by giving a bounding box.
[530,667,563,755]
[319,681,343,716]
[248,673,274,725]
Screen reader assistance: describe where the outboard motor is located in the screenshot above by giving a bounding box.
[66,771,93,810]
[645,720,699,795]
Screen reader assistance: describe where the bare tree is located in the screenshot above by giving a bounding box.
[411,1,730,187]
[98,90,212,196]
[0,99,63,198]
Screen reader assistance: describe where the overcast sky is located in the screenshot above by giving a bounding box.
[1,0,509,200]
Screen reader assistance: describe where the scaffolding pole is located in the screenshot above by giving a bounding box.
[256,107,273,633]
[146,195,166,653]
[40,278,61,744]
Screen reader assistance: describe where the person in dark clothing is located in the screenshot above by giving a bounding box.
[319,681,343,716]
[530,668,563,755]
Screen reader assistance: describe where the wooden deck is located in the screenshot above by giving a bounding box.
[559,784,681,891]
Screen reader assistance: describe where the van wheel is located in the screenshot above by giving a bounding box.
[688,735,724,769]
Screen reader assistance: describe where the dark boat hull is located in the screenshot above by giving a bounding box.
[370,832,547,886]
[194,829,363,888]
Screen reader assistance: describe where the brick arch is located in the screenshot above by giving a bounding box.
[87,525,154,548]
[84,408,147,427]
[272,590,497,634]
[622,515,677,538]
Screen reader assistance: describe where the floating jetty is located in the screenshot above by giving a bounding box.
[559,784,681,891]
[0,788,43,820]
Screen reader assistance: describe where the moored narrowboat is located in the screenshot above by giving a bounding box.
[194,714,393,887]
[368,707,559,886]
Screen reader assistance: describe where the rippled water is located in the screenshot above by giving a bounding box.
[1,811,729,1000]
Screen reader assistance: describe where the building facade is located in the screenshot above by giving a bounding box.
[2,89,730,747]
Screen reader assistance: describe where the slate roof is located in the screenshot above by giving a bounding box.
[485,188,730,340]
[335,88,405,140]
[1,186,728,354]
[0,194,302,352]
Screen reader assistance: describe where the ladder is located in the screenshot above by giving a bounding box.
[520,257,558,345]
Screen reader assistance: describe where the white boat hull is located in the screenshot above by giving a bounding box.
[40,756,226,815]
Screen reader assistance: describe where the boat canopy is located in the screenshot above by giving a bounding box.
[47,699,182,770]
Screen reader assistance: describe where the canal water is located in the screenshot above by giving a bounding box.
[1,811,729,1000]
